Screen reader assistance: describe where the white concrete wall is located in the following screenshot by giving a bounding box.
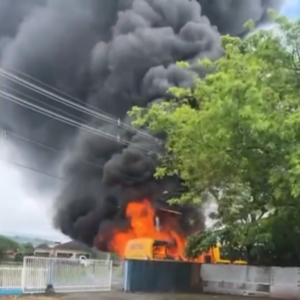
[201,264,300,298]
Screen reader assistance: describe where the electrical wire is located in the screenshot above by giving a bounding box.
[0,126,157,183]
[1,128,103,171]
[0,90,160,156]
[0,68,162,144]
[0,67,164,183]
[4,66,117,120]
[0,157,63,180]
[1,83,91,126]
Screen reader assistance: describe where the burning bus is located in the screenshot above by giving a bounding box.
[94,197,246,264]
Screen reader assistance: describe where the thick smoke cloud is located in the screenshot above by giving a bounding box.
[0,0,284,246]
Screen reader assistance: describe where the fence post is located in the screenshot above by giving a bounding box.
[0,269,2,288]
[21,258,26,292]
[47,260,54,287]
[109,260,113,290]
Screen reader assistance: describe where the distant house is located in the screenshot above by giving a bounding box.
[3,249,18,260]
[34,241,94,259]
[52,241,92,258]
[34,243,51,257]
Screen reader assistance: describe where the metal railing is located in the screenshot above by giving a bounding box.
[112,262,124,290]
[22,257,113,293]
[0,266,22,289]
[0,257,113,294]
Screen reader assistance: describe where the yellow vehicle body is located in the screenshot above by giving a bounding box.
[124,238,247,264]
[124,238,174,260]
[211,246,247,265]
[124,238,155,260]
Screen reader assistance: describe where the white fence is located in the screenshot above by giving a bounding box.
[3,260,300,298]
[112,262,124,290]
[0,257,113,295]
[22,257,112,293]
[0,267,22,291]
[201,264,300,298]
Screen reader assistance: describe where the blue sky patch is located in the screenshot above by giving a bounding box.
[282,0,300,17]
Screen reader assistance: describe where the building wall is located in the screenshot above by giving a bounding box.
[34,252,50,257]
[34,248,91,258]
[53,249,90,258]
[2,254,15,261]
[34,249,53,257]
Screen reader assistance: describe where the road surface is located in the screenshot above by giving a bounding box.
[1,292,285,300]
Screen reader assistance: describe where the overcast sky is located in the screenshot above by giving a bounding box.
[0,1,299,240]
[0,140,67,241]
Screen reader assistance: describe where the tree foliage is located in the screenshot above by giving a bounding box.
[20,243,34,255]
[0,237,34,262]
[14,243,34,262]
[0,236,19,260]
[129,12,300,266]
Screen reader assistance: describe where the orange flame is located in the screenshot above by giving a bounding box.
[105,198,187,259]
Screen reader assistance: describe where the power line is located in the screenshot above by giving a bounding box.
[0,67,164,183]
[0,127,155,183]
[1,68,162,144]
[1,128,104,171]
[2,82,90,125]
[1,146,180,201]
[0,90,160,156]
[5,66,117,120]
[0,157,63,180]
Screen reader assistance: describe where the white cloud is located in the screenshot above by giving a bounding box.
[0,140,66,241]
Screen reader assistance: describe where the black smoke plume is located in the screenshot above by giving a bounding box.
[0,0,284,247]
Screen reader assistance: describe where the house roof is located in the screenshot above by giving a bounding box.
[35,243,50,250]
[53,241,91,252]
[5,249,17,254]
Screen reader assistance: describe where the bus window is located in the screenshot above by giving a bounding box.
[219,246,247,262]
[219,246,230,260]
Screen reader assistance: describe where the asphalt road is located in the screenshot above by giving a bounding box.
[1,291,287,300]
[43,292,282,300]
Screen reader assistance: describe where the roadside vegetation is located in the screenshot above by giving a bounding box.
[130,11,300,266]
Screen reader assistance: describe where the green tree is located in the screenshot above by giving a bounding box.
[130,12,300,266]
[14,243,34,262]
[0,236,20,260]
[21,243,34,255]
[14,252,24,262]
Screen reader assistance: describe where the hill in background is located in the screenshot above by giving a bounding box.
[3,235,53,246]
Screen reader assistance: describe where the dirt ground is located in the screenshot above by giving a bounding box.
[0,292,280,300]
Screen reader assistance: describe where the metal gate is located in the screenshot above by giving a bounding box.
[22,257,112,293]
